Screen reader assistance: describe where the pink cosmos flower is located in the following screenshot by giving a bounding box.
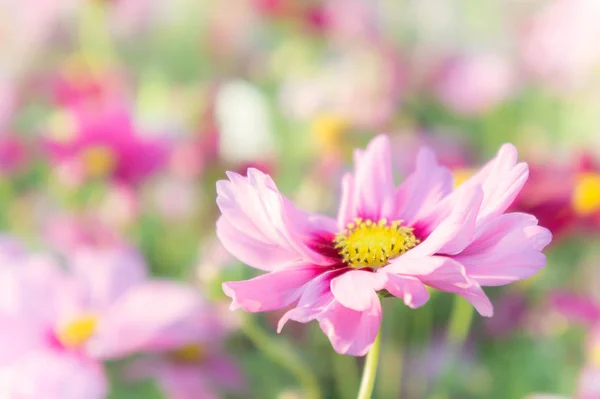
[520,0,600,91]
[44,104,169,186]
[0,244,207,397]
[431,53,516,116]
[219,134,551,356]
[124,301,245,399]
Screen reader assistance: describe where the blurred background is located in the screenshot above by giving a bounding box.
[2,0,600,398]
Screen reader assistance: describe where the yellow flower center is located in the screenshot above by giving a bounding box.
[590,340,600,366]
[572,173,600,216]
[81,145,116,177]
[311,114,348,153]
[334,218,418,269]
[170,344,206,363]
[56,314,98,349]
[453,168,475,188]
[47,111,78,143]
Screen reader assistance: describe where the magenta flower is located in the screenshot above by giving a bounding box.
[219,134,551,356]
[45,105,169,186]
[0,244,207,397]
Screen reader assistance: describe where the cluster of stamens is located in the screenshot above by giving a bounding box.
[334,218,419,269]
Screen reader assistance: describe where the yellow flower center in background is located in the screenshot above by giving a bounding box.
[572,173,600,216]
[82,146,116,177]
[590,341,600,366]
[311,114,349,153]
[334,218,419,269]
[170,344,206,363]
[453,168,475,188]
[47,111,78,143]
[56,314,98,349]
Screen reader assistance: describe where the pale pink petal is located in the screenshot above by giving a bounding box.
[217,168,333,271]
[549,291,600,326]
[578,366,600,399]
[157,364,220,399]
[349,134,395,221]
[458,143,529,227]
[330,270,387,311]
[419,257,494,317]
[126,359,219,399]
[0,350,107,399]
[277,270,382,356]
[318,297,382,356]
[88,281,203,359]
[392,147,453,225]
[69,248,148,310]
[382,273,430,309]
[337,173,356,230]
[277,269,345,332]
[199,354,246,392]
[455,213,552,286]
[0,315,47,366]
[223,265,323,313]
[408,184,484,257]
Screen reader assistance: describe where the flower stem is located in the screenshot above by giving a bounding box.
[447,296,474,346]
[357,330,382,399]
[429,296,475,399]
[241,316,322,399]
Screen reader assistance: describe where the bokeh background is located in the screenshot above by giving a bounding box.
[2,0,600,398]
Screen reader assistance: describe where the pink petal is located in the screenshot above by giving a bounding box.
[0,314,47,366]
[199,354,246,392]
[455,213,552,286]
[408,184,484,257]
[392,147,453,225]
[382,273,430,309]
[350,135,395,221]
[549,291,600,326]
[126,359,219,399]
[223,265,323,313]
[276,269,383,356]
[88,281,204,359]
[459,143,529,227]
[318,297,382,356]
[578,366,600,399]
[157,364,220,399]
[69,248,148,310]
[277,269,345,332]
[337,173,356,230]
[330,270,387,311]
[216,168,333,271]
[419,257,494,317]
[0,350,107,399]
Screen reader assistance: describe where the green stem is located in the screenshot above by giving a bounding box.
[241,316,322,399]
[429,296,475,399]
[333,351,360,399]
[357,330,382,399]
[447,296,474,346]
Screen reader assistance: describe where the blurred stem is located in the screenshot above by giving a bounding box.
[241,316,322,399]
[78,0,117,70]
[357,330,382,399]
[447,296,474,345]
[429,296,475,399]
[332,350,360,399]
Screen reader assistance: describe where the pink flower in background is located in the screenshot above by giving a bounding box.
[0,244,208,397]
[219,134,551,355]
[45,105,170,186]
[124,300,245,399]
[432,53,516,116]
[521,0,600,90]
[0,134,28,175]
[43,215,125,255]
